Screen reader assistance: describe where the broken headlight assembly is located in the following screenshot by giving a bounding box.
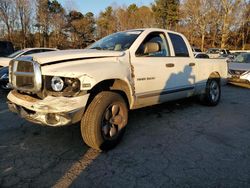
[45,76,81,97]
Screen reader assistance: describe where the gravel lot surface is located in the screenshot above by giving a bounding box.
[0,85,250,188]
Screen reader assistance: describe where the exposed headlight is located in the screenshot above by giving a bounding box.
[51,76,64,91]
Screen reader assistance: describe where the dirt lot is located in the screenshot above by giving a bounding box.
[0,85,250,188]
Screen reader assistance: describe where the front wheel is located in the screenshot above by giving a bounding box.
[200,79,221,106]
[81,91,128,151]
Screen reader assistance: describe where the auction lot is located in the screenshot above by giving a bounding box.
[0,85,250,187]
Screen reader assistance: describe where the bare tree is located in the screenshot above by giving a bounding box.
[0,0,17,41]
[36,0,50,47]
[16,0,32,48]
[220,0,241,48]
[209,0,223,48]
[241,1,250,49]
[181,0,212,50]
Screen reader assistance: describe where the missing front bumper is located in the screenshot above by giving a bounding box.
[7,90,90,126]
[8,102,84,126]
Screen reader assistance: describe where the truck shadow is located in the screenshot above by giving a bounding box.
[159,65,195,103]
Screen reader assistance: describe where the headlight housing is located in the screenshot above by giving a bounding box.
[46,76,81,97]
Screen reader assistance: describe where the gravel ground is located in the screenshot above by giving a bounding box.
[0,85,250,188]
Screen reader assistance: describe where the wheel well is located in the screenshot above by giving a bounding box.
[209,72,221,84]
[86,79,131,109]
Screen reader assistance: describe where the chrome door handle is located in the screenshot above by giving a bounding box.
[166,63,175,68]
[189,63,195,66]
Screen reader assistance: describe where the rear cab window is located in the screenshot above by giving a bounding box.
[168,33,189,57]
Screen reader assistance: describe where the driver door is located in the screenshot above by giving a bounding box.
[131,31,194,108]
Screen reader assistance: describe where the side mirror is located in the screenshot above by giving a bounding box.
[144,42,161,54]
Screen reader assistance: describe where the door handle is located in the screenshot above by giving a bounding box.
[166,63,175,68]
[189,63,195,66]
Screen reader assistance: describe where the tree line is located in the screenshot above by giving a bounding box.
[0,0,249,51]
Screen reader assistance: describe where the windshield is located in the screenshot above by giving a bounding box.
[234,53,250,63]
[8,50,24,58]
[88,30,142,51]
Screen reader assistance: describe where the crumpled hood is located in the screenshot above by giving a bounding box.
[0,57,11,67]
[229,63,250,71]
[20,49,125,65]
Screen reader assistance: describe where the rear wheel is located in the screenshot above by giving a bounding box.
[81,91,128,151]
[200,79,221,106]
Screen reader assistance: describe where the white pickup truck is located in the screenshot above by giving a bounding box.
[7,28,227,150]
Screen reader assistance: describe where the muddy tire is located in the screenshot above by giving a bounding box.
[81,91,128,151]
[200,79,221,106]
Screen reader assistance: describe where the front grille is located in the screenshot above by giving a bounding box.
[16,61,34,72]
[16,61,34,88]
[10,57,42,93]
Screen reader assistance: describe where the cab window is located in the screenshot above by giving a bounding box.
[168,33,189,57]
[136,32,170,57]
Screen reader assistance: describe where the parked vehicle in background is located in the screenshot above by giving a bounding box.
[0,48,58,90]
[192,47,202,57]
[7,28,227,151]
[206,48,230,58]
[226,51,247,63]
[230,50,250,54]
[0,67,9,89]
[0,41,14,57]
[0,48,58,68]
[194,52,209,59]
[228,53,250,85]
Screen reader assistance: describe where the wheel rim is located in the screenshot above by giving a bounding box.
[101,103,126,140]
[209,81,219,102]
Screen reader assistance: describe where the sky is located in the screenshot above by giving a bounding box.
[57,0,154,15]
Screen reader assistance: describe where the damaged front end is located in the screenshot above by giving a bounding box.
[8,90,89,126]
[8,56,90,126]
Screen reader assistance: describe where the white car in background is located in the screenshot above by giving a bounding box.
[228,53,250,85]
[0,48,58,68]
[194,52,209,59]
[192,47,202,57]
[206,48,231,58]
